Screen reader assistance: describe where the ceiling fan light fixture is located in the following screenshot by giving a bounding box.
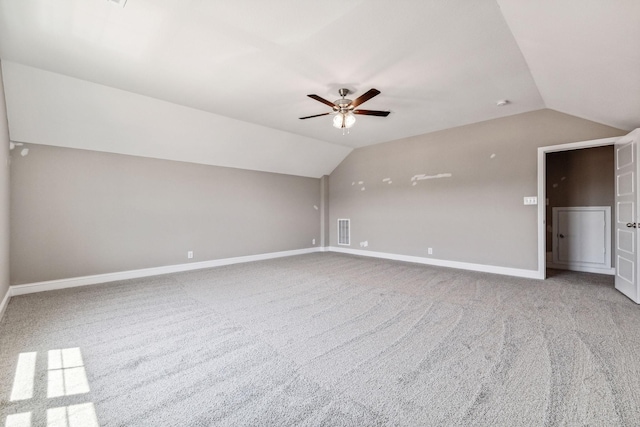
[332,114,343,128]
[344,112,356,128]
[333,112,356,129]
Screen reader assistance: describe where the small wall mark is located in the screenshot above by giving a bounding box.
[411,173,453,185]
[359,241,369,248]
[490,153,496,159]
[352,180,365,191]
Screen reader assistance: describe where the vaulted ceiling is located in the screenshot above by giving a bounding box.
[0,0,638,177]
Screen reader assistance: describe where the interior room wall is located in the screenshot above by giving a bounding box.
[10,145,320,285]
[329,109,625,271]
[1,61,352,179]
[545,146,614,264]
[0,63,10,305]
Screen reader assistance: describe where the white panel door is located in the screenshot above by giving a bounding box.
[553,207,609,267]
[615,129,640,303]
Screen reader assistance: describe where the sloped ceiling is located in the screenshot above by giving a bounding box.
[0,0,638,177]
[496,0,640,131]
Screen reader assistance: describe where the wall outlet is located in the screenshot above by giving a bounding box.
[187,251,193,259]
[312,238,316,245]
[428,248,433,255]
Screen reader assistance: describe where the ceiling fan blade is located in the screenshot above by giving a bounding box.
[307,94,337,108]
[299,112,331,120]
[350,88,381,108]
[353,109,390,117]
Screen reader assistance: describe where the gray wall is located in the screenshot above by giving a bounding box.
[0,64,9,303]
[546,146,614,263]
[329,109,624,271]
[10,145,320,284]
[320,175,330,247]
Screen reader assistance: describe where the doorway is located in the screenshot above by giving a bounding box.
[545,146,615,275]
[536,136,619,279]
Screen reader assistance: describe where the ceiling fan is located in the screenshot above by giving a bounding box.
[299,88,390,130]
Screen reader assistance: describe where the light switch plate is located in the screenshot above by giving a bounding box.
[524,197,537,205]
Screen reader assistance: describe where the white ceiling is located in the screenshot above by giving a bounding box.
[0,0,638,173]
[497,0,640,131]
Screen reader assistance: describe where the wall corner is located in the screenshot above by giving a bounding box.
[320,175,330,247]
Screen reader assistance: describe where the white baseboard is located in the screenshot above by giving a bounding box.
[546,262,615,275]
[328,247,542,279]
[546,251,614,275]
[0,287,10,322]
[10,247,322,297]
[7,245,544,299]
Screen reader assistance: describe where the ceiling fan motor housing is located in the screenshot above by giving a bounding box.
[335,88,353,112]
[334,99,353,112]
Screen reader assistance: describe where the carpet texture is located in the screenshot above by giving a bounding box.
[1,253,640,426]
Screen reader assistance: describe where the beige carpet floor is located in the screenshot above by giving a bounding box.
[1,253,640,426]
